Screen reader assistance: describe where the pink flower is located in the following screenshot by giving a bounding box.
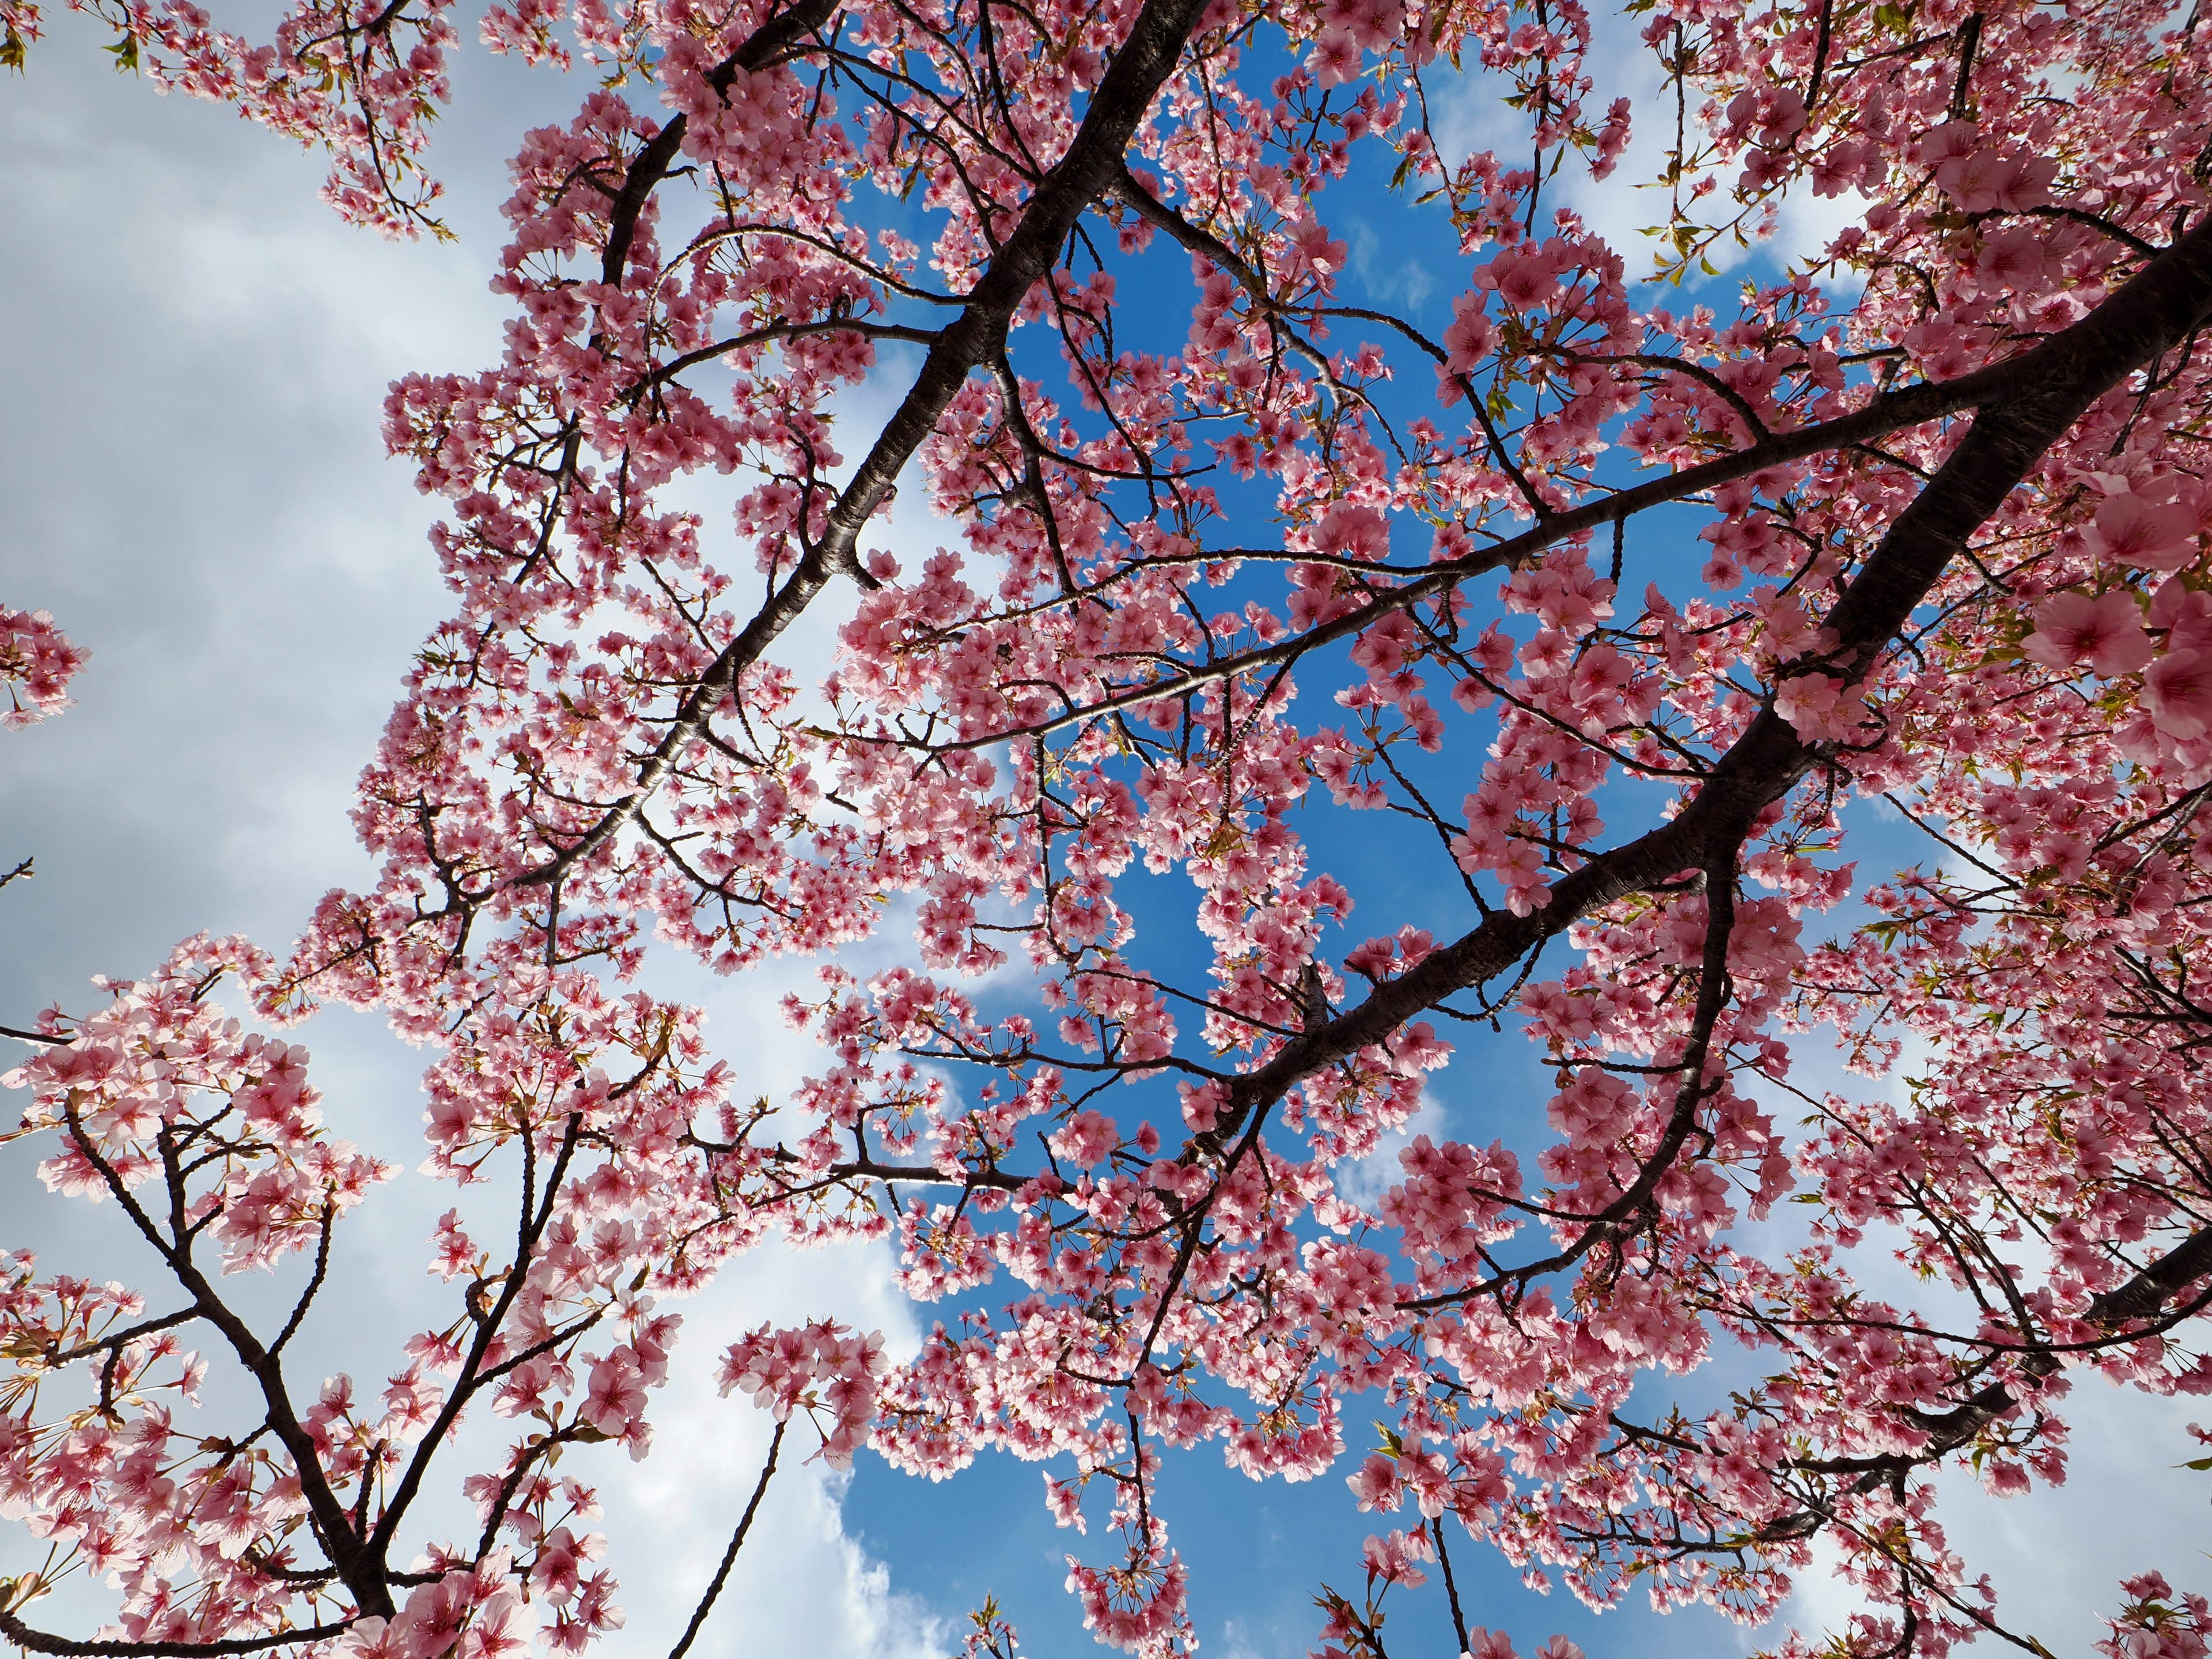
[2085,493,2200,573]
[1345,1453,1400,1510]
[1774,672,1869,742]
[1485,245,1562,312]
[2023,590,2153,677]
[0,607,89,728]
[1361,1528,1431,1586]
[579,1354,646,1437]
[460,1592,530,1659]
[2146,648,2212,739]
[1442,291,1494,374]
[1048,1109,1118,1167]
[396,1577,470,1659]
[1178,1080,1226,1131]
[340,1618,402,1659]
[1935,147,2056,213]
[1975,226,2044,290]
[1306,26,1361,86]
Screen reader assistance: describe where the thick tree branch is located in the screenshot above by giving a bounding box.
[0,1613,355,1659]
[1203,213,2212,1155]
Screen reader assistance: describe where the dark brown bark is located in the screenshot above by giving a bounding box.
[0,1613,359,1659]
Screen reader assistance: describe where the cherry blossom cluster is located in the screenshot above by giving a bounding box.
[715,1319,887,1468]
[0,607,87,728]
[12,0,457,233]
[11,0,2212,1653]
[2101,1574,2212,1659]
[0,938,391,1646]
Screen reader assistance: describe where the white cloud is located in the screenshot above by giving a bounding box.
[601,1247,944,1659]
[0,32,486,965]
[1332,1088,1449,1210]
[1349,219,1437,313]
[0,29,940,1659]
[1425,17,1872,293]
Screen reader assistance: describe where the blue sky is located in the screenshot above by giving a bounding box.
[2,13,2208,1659]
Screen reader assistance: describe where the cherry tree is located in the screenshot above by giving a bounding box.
[5,0,2212,1656]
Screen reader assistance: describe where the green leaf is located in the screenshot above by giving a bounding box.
[104,31,139,71]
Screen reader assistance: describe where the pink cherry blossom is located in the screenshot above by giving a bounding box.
[11,3,2212,1659]
[2086,492,2202,573]
[2024,589,2154,677]
[2148,649,2212,739]
[0,606,87,727]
